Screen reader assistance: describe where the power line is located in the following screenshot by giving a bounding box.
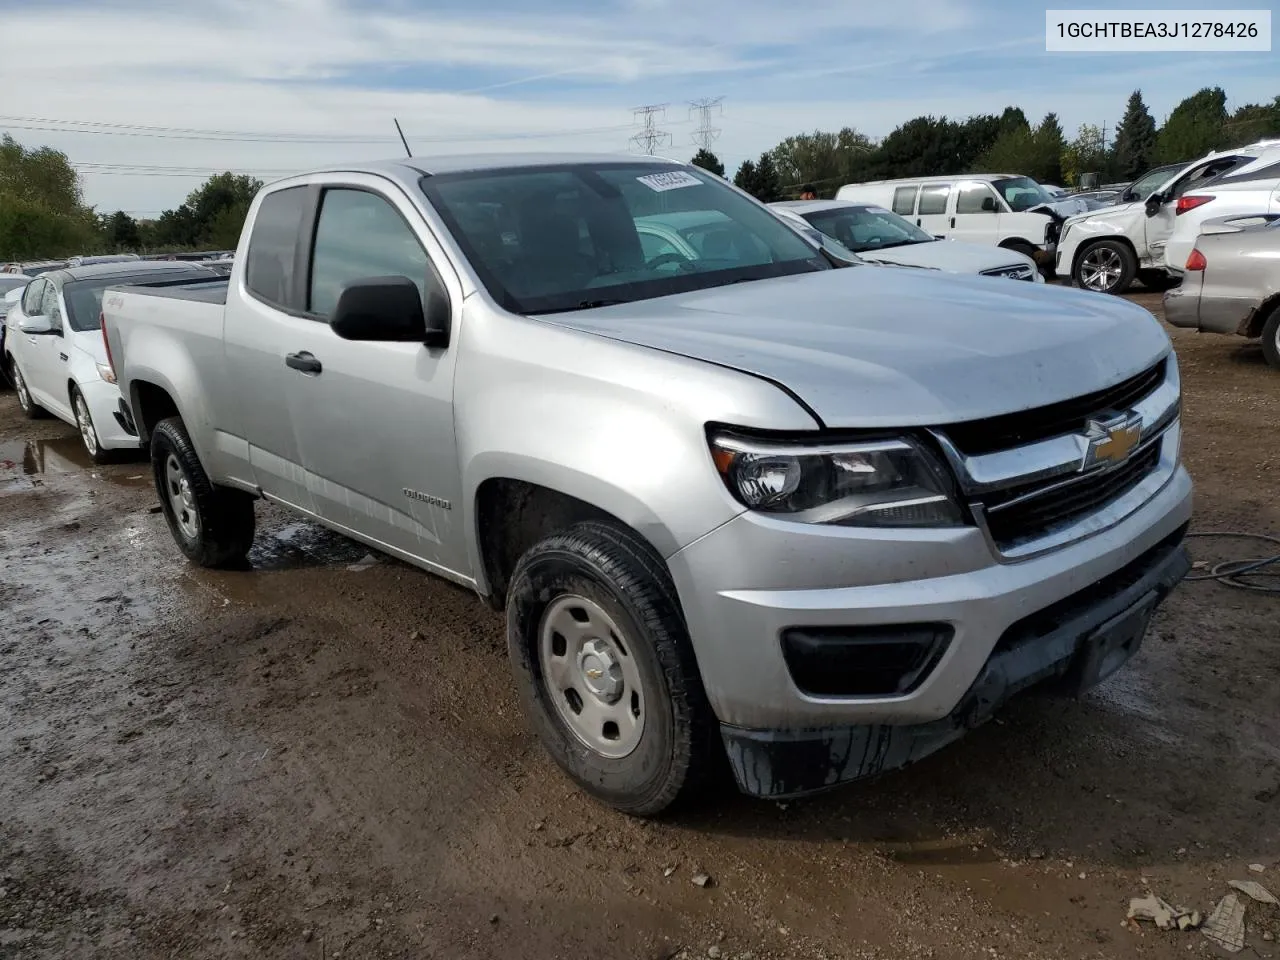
[0,115,639,145]
[629,104,671,155]
[688,97,724,150]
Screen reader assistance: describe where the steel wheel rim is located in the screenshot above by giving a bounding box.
[164,453,200,540]
[75,394,98,456]
[13,366,30,411]
[1080,247,1124,291]
[538,594,646,759]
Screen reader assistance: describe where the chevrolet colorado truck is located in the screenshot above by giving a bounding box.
[101,154,1193,816]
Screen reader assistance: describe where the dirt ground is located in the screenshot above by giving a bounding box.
[2,291,1278,960]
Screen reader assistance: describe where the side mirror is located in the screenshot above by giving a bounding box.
[329,276,449,347]
[981,196,997,212]
[1121,190,1137,203]
[19,314,53,334]
[1144,195,1163,218]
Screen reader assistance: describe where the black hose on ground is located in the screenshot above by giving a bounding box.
[1183,531,1280,595]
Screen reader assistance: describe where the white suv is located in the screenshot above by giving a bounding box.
[1163,149,1280,275]
[1057,140,1280,295]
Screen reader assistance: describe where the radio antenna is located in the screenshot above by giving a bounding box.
[394,118,413,157]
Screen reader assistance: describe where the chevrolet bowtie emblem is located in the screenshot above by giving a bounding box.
[1083,413,1143,469]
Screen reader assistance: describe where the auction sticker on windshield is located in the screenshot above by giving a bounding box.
[637,171,703,192]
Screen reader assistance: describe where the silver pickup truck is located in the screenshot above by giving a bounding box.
[102,154,1193,816]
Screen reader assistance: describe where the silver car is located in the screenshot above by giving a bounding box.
[1164,214,1280,369]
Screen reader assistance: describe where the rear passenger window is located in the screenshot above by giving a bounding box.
[917,184,951,216]
[308,188,434,319]
[245,186,308,309]
[892,186,918,216]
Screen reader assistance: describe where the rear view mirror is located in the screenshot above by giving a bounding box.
[329,276,449,347]
[981,197,997,212]
[19,314,53,334]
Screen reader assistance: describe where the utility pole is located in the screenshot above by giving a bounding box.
[688,96,724,149]
[630,104,672,155]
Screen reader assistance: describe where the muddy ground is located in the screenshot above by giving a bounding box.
[2,291,1278,960]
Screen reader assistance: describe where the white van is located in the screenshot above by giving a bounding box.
[835,174,1087,270]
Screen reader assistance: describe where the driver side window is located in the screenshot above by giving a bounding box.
[40,284,62,331]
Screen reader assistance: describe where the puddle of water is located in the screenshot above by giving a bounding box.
[0,438,151,489]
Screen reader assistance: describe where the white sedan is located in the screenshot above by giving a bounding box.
[4,260,217,462]
[770,200,1044,282]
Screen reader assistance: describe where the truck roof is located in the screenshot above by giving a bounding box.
[276,152,682,186]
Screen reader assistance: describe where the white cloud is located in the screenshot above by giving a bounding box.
[1,0,1272,214]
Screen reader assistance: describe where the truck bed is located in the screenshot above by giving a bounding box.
[109,275,229,305]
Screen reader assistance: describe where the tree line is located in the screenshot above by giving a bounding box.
[695,87,1280,201]
[2,85,1277,260]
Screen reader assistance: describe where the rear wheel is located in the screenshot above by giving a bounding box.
[1074,240,1137,295]
[1262,307,1280,371]
[505,521,720,817]
[150,416,256,568]
[10,360,47,419]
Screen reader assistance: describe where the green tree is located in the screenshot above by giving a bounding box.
[105,210,141,251]
[751,152,782,202]
[182,172,262,247]
[998,106,1030,137]
[769,128,873,196]
[1155,86,1228,163]
[1062,123,1107,187]
[732,159,758,195]
[1034,113,1066,184]
[872,116,965,178]
[1224,97,1280,146]
[0,135,99,260]
[690,149,725,176]
[975,127,1038,177]
[1110,90,1158,181]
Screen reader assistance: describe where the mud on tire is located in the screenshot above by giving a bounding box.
[150,416,256,568]
[505,521,721,817]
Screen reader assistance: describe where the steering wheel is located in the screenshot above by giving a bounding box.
[647,252,692,270]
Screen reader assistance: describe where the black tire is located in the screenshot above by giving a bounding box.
[1073,239,1137,295]
[150,416,256,568]
[1139,269,1179,292]
[1262,307,1280,371]
[70,386,116,465]
[9,358,48,419]
[1001,239,1037,260]
[505,521,720,817]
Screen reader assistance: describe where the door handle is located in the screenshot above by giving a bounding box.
[285,351,322,374]
[950,217,956,228]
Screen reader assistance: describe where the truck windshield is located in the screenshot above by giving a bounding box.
[991,177,1055,212]
[419,163,830,314]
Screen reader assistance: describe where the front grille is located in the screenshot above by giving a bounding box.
[980,264,1036,281]
[981,443,1161,547]
[944,359,1166,456]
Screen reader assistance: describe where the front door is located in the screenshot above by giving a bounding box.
[951,181,1003,246]
[281,180,466,576]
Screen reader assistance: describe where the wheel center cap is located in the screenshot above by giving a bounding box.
[578,639,622,702]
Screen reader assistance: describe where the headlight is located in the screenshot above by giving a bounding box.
[96,362,116,384]
[709,432,964,527]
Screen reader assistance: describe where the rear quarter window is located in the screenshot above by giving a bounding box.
[245,186,308,309]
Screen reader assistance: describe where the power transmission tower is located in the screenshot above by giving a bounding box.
[630,104,671,154]
[689,97,724,149]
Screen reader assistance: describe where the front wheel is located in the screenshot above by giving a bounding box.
[1074,240,1137,295]
[72,387,114,465]
[505,521,720,817]
[150,416,256,568]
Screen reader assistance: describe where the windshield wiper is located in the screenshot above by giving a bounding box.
[576,298,633,309]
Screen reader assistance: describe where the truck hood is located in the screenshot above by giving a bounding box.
[537,268,1170,429]
[1064,200,1142,229]
[858,239,1032,274]
[1029,197,1088,219]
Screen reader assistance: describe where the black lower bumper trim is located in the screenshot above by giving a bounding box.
[114,399,137,437]
[720,523,1191,800]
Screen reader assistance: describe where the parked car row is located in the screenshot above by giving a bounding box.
[83,152,1195,816]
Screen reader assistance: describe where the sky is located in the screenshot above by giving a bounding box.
[2,0,1277,216]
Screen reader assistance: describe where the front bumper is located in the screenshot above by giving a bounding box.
[719,524,1190,798]
[80,377,141,451]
